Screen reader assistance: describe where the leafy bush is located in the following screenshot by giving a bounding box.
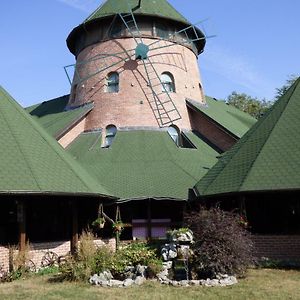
[59,241,162,281]
[92,246,114,274]
[119,242,158,266]
[185,207,255,279]
[93,242,160,278]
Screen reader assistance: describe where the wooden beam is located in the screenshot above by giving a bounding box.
[17,201,26,252]
[147,199,152,239]
[70,199,79,256]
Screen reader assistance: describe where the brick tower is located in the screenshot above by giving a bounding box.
[66,0,206,132]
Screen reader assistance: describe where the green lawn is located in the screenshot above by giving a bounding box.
[0,269,300,300]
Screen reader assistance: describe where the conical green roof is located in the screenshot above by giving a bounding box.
[195,78,300,196]
[85,0,189,24]
[0,86,113,197]
[67,0,205,55]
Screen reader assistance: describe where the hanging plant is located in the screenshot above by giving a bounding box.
[92,217,106,229]
[92,203,106,229]
[112,221,124,233]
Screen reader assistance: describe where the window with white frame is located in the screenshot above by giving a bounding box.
[106,72,119,93]
[161,72,175,93]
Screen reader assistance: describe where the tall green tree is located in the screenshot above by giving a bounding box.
[275,74,298,101]
[226,92,272,119]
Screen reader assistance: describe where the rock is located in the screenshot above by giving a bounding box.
[134,276,146,285]
[98,270,113,281]
[110,280,124,287]
[161,243,177,261]
[162,261,173,269]
[89,274,100,285]
[160,278,171,285]
[216,273,229,280]
[123,278,134,287]
[190,280,200,286]
[124,266,135,273]
[170,280,180,286]
[220,276,238,286]
[99,280,111,287]
[157,268,168,280]
[179,280,190,287]
[169,249,177,259]
[177,230,194,243]
[136,265,147,277]
[124,266,136,279]
[201,278,220,287]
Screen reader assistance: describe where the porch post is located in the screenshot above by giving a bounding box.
[70,199,79,255]
[17,200,26,252]
[147,199,152,239]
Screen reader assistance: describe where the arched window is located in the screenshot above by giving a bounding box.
[104,125,117,148]
[161,72,175,93]
[106,72,119,93]
[168,125,180,146]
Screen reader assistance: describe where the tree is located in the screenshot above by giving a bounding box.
[184,207,254,278]
[226,91,272,119]
[275,74,298,101]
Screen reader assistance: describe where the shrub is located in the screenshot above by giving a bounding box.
[93,242,159,278]
[119,242,158,266]
[146,259,163,278]
[78,230,97,264]
[58,256,91,282]
[92,246,114,274]
[58,230,97,281]
[59,241,162,282]
[185,207,255,279]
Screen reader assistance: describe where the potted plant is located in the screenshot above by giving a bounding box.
[112,221,124,233]
[92,217,106,229]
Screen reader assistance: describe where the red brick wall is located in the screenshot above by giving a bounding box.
[0,239,116,272]
[188,107,237,152]
[252,235,300,261]
[69,38,206,131]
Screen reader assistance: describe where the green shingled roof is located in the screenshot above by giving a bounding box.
[0,86,111,197]
[195,78,300,197]
[85,0,189,25]
[67,130,219,200]
[187,97,257,138]
[26,95,93,138]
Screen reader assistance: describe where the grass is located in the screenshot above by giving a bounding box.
[0,269,300,300]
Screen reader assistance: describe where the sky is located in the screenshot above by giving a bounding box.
[0,0,299,107]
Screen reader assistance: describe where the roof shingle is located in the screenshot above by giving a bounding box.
[67,130,219,200]
[0,86,111,197]
[195,78,300,196]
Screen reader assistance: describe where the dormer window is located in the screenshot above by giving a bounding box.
[104,125,117,148]
[168,125,180,146]
[161,72,175,93]
[106,72,119,93]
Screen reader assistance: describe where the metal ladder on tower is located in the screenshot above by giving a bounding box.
[118,8,143,45]
[142,59,182,127]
